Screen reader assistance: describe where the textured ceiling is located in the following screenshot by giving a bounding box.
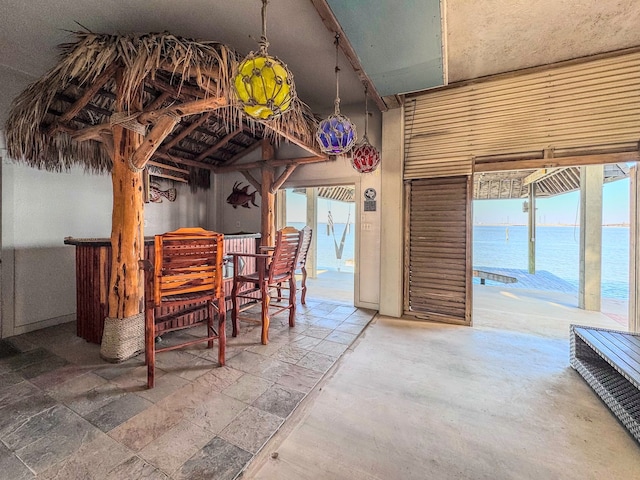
[1,0,640,115]
[446,0,640,83]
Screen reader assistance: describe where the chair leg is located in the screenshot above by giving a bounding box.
[145,308,156,389]
[231,279,240,337]
[288,275,297,328]
[207,301,215,349]
[218,297,226,366]
[276,283,282,302]
[300,266,308,305]
[261,280,270,345]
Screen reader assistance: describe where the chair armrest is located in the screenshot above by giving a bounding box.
[258,246,275,252]
[227,252,271,259]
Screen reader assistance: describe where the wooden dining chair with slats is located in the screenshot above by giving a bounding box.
[271,226,313,305]
[230,226,303,344]
[144,227,225,388]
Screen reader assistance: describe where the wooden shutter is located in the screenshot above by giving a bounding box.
[404,51,640,180]
[405,176,472,325]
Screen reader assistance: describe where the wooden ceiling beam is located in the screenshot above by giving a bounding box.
[147,160,189,175]
[240,171,262,194]
[261,123,321,157]
[72,124,111,142]
[195,127,243,162]
[138,96,227,124]
[149,171,188,183]
[162,112,211,151]
[47,62,118,135]
[555,171,574,191]
[523,168,560,185]
[474,151,640,173]
[213,154,331,174]
[146,77,202,101]
[145,91,171,112]
[131,114,181,170]
[153,151,216,171]
[271,164,298,194]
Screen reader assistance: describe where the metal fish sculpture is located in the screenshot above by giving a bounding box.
[149,183,177,203]
[227,182,258,209]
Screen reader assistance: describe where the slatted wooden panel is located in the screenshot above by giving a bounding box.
[223,236,260,311]
[155,233,223,301]
[74,243,153,344]
[404,51,640,179]
[405,176,472,325]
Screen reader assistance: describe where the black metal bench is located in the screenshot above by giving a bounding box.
[570,324,640,444]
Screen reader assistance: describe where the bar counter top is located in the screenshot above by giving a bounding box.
[64,232,260,247]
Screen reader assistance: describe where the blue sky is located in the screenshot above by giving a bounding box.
[474,177,630,225]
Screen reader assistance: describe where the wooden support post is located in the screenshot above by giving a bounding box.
[261,141,276,248]
[528,183,536,274]
[306,188,318,279]
[630,165,640,333]
[101,74,146,362]
[579,165,603,311]
[108,122,145,319]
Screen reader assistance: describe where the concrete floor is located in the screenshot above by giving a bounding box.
[246,286,640,479]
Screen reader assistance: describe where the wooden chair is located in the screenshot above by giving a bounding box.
[144,227,225,388]
[230,226,303,344]
[272,226,313,305]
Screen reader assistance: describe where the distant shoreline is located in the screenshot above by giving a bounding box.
[474,223,630,227]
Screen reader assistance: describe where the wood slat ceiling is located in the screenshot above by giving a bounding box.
[46,67,318,188]
[473,164,629,200]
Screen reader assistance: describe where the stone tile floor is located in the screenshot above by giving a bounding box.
[0,299,376,479]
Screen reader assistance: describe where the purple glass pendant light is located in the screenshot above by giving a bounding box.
[316,35,357,155]
[351,86,380,173]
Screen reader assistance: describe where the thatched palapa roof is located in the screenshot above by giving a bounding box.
[5,31,320,190]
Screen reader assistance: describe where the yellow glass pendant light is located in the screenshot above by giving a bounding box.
[233,0,296,120]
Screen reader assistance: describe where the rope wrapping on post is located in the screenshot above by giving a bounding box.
[110,112,147,135]
[100,312,145,363]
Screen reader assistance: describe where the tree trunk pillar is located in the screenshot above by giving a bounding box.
[100,122,145,362]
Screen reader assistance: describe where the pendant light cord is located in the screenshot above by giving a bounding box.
[259,0,270,55]
[334,34,341,115]
[364,85,369,140]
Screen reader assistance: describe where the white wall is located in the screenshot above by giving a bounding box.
[291,105,382,310]
[214,147,263,235]
[379,107,405,317]
[0,159,210,337]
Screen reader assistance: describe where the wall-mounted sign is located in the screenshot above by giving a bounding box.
[364,188,377,211]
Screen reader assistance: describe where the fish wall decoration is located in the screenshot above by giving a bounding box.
[227,182,258,209]
[149,182,177,203]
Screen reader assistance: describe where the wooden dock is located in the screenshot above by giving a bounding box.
[473,267,576,293]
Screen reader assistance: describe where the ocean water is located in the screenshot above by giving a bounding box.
[473,225,629,299]
[287,222,630,299]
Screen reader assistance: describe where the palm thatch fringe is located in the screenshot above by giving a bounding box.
[5,31,319,186]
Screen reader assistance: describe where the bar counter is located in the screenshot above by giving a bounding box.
[64,233,260,344]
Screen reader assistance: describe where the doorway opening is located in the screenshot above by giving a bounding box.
[283,186,355,304]
[471,163,631,335]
